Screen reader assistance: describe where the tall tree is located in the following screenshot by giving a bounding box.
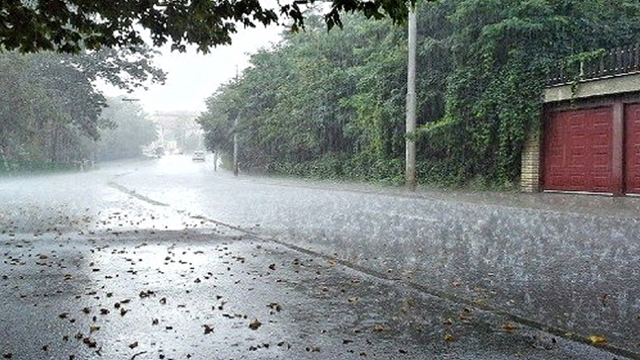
[198,1,640,186]
[0,0,425,54]
[424,0,640,183]
[94,97,157,161]
[0,46,166,169]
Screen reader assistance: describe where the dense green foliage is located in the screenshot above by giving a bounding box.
[0,48,163,173]
[198,0,640,186]
[0,0,426,54]
[93,98,158,162]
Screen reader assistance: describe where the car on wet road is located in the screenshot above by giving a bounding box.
[191,151,205,162]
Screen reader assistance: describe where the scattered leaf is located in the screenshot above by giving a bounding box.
[203,324,214,334]
[588,335,607,345]
[82,337,97,348]
[139,290,154,298]
[444,333,455,343]
[249,319,262,330]
[598,293,610,306]
[473,298,486,306]
[500,322,518,332]
[372,324,385,332]
[129,341,138,349]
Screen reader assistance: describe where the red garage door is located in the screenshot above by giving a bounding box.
[625,103,640,194]
[543,107,614,193]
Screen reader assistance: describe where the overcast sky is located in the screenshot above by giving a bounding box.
[100,23,284,115]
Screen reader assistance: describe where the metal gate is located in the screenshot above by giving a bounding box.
[543,107,614,193]
[625,103,640,194]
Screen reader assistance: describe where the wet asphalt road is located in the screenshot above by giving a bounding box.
[2,230,622,360]
[0,155,634,359]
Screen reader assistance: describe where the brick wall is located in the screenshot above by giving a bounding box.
[520,129,541,192]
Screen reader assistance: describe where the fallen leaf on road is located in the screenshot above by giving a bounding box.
[459,308,472,321]
[139,290,154,298]
[444,333,455,343]
[203,324,214,334]
[129,341,138,349]
[249,319,262,330]
[588,335,607,345]
[372,324,385,332]
[500,322,519,332]
[82,337,97,348]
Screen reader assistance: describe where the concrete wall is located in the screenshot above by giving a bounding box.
[544,72,640,103]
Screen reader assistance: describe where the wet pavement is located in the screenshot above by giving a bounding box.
[0,230,625,360]
[1,155,640,359]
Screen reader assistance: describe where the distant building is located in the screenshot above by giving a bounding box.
[151,111,204,153]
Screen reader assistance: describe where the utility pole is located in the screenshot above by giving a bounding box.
[405,5,417,190]
[233,66,240,176]
[233,116,239,176]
